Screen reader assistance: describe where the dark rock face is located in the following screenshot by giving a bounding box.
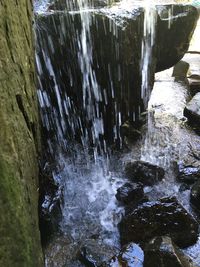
[190,180,200,212]
[35,6,145,148]
[175,161,200,184]
[125,161,165,186]
[102,243,144,267]
[184,92,200,125]
[35,3,198,149]
[156,5,199,72]
[144,236,198,267]
[115,182,144,205]
[119,197,198,248]
[39,165,63,246]
[188,74,200,97]
[172,60,189,79]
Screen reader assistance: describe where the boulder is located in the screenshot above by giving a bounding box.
[35,3,199,148]
[184,92,200,125]
[172,60,189,80]
[156,5,199,72]
[115,182,144,205]
[188,74,200,97]
[190,180,200,212]
[125,161,165,186]
[119,197,198,248]
[144,236,198,267]
[175,161,200,184]
[101,243,144,267]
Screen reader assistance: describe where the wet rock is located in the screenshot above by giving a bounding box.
[101,243,144,267]
[172,60,190,79]
[119,197,198,248]
[156,5,199,72]
[35,3,198,148]
[115,182,144,205]
[125,161,165,186]
[190,180,200,212]
[144,236,198,267]
[120,121,142,143]
[184,92,200,125]
[175,161,200,184]
[78,247,98,267]
[39,164,63,245]
[188,74,200,97]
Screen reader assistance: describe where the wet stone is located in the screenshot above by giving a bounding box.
[172,60,189,79]
[78,247,98,267]
[101,243,144,267]
[184,92,200,126]
[175,161,200,184]
[190,180,200,212]
[144,236,198,267]
[125,161,165,186]
[119,197,199,248]
[188,74,200,97]
[115,182,144,205]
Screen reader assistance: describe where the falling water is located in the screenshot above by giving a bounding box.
[141,1,157,109]
[34,0,200,266]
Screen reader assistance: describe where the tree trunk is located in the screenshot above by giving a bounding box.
[0,1,43,266]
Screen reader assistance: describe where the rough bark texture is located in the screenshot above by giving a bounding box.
[0,1,43,266]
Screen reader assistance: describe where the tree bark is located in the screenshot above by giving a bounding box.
[0,1,43,266]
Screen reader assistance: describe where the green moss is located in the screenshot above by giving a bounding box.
[0,1,43,266]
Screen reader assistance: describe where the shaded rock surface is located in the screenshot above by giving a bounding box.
[0,0,43,266]
[144,236,198,267]
[184,92,200,125]
[125,161,165,186]
[101,243,144,267]
[119,197,198,248]
[156,4,199,72]
[115,182,144,205]
[39,163,63,246]
[175,160,200,184]
[35,3,198,148]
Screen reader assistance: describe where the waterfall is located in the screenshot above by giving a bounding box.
[141,1,157,109]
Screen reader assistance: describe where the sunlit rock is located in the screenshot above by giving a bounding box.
[125,160,165,186]
[119,197,198,248]
[144,236,198,267]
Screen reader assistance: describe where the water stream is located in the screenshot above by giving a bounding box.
[34,0,200,266]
